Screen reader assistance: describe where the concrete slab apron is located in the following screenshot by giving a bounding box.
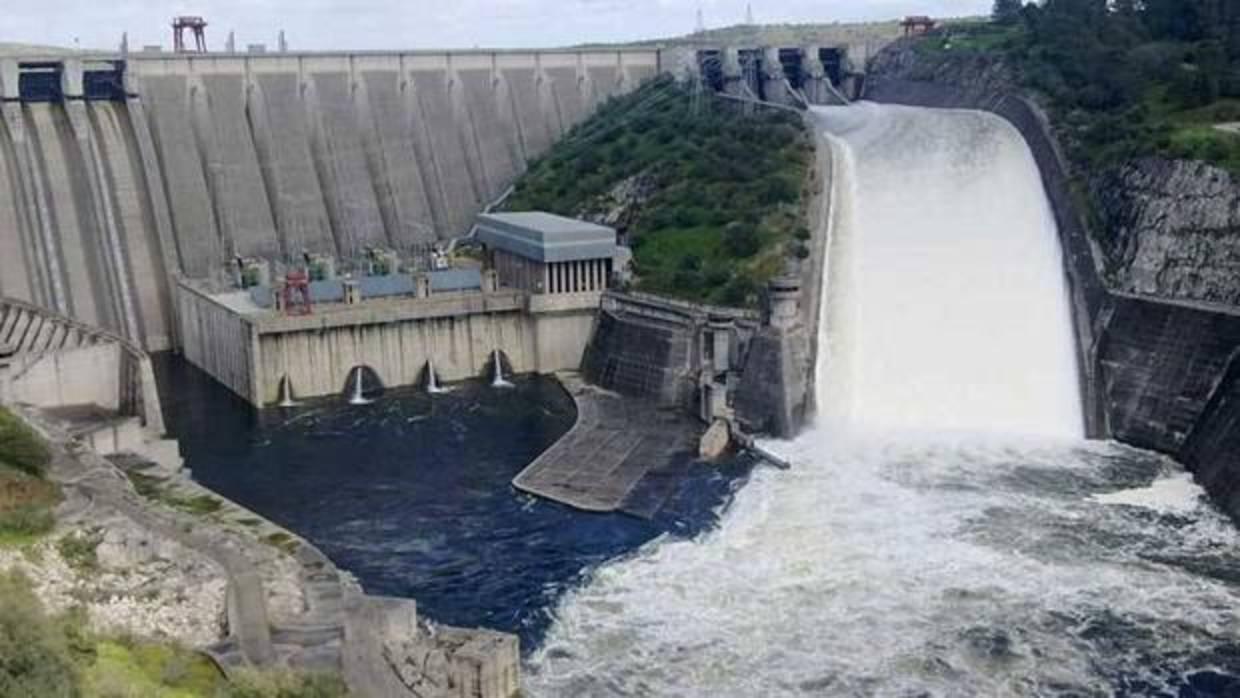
[512,372,697,513]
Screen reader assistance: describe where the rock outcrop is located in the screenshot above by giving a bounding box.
[578,172,660,236]
[1092,158,1240,304]
[0,514,227,648]
[868,41,1019,97]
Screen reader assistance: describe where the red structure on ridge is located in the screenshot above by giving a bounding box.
[173,16,208,53]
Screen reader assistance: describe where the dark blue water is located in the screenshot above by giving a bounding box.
[153,355,752,648]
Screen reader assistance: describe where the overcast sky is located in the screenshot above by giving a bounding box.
[7,0,991,52]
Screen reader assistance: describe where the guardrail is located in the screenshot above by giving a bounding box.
[0,296,164,434]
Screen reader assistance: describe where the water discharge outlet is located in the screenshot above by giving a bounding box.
[277,375,298,408]
[425,359,449,394]
[347,366,373,405]
[491,350,513,389]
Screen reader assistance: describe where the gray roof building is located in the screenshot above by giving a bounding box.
[475,212,618,263]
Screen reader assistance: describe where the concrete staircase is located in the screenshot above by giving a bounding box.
[42,404,182,470]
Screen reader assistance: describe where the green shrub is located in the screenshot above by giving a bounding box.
[723,222,761,258]
[82,639,226,697]
[0,571,81,698]
[0,465,60,545]
[718,276,758,307]
[56,530,102,573]
[0,409,50,478]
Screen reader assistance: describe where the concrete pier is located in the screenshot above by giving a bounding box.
[176,277,601,406]
[512,373,698,513]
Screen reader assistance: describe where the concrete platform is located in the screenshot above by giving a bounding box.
[512,373,698,514]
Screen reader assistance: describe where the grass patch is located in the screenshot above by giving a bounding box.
[82,639,226,697]
[919,21,1025,54]
[127,470,165,498]
[505,75,813,307]
[1167,124,1240,171]
[123,471,224,517]
[174,495,223,516]
[262,532,299,555]
[0,408,50,478]
[0,465,60,546]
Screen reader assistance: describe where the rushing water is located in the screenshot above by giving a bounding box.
[154,356,752,647]
[525,104,1240,696]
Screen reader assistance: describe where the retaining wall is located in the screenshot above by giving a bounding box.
[175,280,258,402]
[176,281,600,405]
[0,295,164,435]
[581,291,759,410]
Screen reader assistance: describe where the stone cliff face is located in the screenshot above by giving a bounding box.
[870,40,1240,308]
[1092,158,1240,304]
[867,42,1018,97]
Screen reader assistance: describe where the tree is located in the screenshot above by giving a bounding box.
[993,0,1024,24]
[1142,0,1206,41]
[723,222,760,258]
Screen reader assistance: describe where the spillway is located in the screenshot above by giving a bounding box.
[816,103,1083,439]
[525,104,1240,695]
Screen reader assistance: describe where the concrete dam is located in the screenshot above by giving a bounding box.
[0,41,865,414]
[0,49,661,352]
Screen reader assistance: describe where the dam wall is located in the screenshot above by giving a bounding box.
[0,49,661,351]
[864,75,1240,519]
[131,50,658,260]
[0,97,176,351]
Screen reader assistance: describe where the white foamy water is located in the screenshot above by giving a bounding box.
[1092,473,1205,514]
[816,103,1082,439]
[525,104,1240,696]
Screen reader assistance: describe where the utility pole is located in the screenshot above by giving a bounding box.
[695,6,706,35]
[746,3,755,25]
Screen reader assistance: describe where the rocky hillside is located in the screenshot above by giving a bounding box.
[869,37,1240,307]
